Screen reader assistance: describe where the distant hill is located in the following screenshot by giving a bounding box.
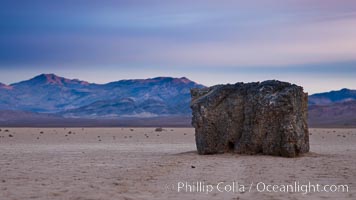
[0,75,355,127]
[0,74,205,118]
[0,82,12,90]
[0,110,191,127]
[309,100,356,127]
[308,89,356,127]
[308,88,356,105]
[0,110,61,121]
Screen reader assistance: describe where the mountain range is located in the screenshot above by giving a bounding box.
[0,74,355,127]
[0,74,204,118]
[308,88,356,127]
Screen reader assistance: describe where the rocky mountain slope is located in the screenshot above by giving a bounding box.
[309,100,356,127]
[0,75,354,127]
[308,88,356,105]
[308,88,356,127]
[0,74,204,118]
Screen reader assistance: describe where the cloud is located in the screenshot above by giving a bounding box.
[115,16,356,67]
[1,0,356,68]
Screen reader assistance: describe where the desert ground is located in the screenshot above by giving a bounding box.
[0,127,355,200]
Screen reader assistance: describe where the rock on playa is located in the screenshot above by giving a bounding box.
[190,80,309,157]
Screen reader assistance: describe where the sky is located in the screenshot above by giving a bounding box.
[0,0,356,94]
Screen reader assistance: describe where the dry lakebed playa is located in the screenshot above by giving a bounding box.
[0,128,355,200]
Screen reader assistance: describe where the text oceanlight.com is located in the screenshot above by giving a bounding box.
[167,181,349,195]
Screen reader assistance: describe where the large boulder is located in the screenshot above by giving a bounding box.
[190,80,309,157]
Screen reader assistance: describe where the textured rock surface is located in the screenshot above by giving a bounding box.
[190,80,309,157]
